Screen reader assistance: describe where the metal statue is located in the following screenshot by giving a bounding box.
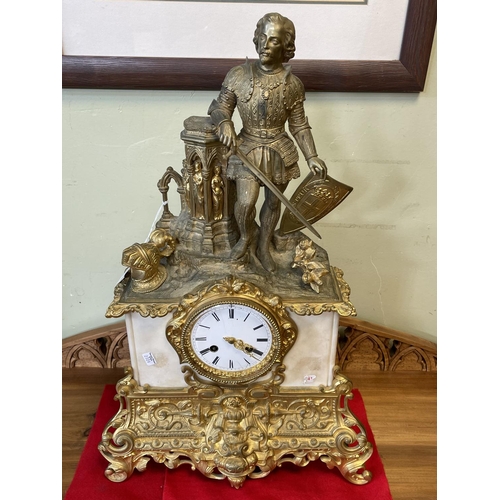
[211,165,224,221]
[208,12,328,272]
[102,13,369,491]
[121,228,176,293]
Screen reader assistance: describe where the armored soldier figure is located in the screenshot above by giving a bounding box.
[208,12,328,272]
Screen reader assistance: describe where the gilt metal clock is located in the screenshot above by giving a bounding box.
[99,11,373,490]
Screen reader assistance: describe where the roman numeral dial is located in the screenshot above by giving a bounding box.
[189,302,274,374]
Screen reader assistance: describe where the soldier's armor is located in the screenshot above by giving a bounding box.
[209,60,315,185]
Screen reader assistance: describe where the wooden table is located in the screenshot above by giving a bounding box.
[62,368,437,499]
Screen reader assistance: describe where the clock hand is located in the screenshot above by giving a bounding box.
[223,337,259,359]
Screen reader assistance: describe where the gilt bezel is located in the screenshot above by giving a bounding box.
[181,297,280,384]
[165,276,298,385]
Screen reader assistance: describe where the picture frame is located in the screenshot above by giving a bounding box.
[62,0,436,92]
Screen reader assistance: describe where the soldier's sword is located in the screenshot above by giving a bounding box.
[234,148,322,239]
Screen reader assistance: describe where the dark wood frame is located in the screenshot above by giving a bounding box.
[62,0,435,92]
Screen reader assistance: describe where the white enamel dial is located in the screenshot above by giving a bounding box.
[190,302,273,372]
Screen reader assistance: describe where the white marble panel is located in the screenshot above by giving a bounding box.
[125,312,185,387]
[282,311,339,388]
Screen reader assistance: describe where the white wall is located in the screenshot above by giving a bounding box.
[62,44,436,342]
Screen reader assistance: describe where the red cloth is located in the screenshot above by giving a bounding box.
[65,385,392,500]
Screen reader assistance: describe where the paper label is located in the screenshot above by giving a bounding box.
[142,352,157,366]
[303,375,317,384]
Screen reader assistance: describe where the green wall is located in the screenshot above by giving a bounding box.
[62,44,436,342]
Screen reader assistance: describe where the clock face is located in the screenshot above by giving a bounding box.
[181,299,281,384]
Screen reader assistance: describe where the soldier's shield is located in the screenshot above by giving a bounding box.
[279,172,353,235]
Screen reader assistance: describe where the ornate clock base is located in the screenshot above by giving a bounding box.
[98,366,373,489]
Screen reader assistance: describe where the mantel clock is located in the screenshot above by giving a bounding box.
[99,12,373,489]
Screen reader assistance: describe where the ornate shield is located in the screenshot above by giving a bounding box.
[279,173,353,235]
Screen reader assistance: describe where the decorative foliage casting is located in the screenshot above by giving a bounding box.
[331,267,357,316]
[105,277,178,318]
[292,239,330,293]
[98,367,373,488]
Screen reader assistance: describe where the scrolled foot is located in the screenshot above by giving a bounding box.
[101,453,144,482]
[343,468,372,485]
[104,466,130,483]
[321,446,373,485]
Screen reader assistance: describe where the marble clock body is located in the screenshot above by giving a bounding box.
[122,281,341,389]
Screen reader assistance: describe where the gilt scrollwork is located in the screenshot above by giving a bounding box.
[105,275,178,318]
[332,267,357,317]
[99,366,373,488]
[285,302,352,317]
